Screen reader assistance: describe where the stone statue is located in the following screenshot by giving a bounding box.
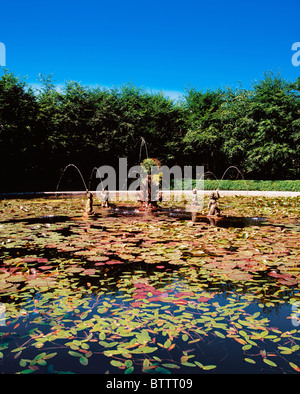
[207,189,221,216]
[191,187,198,206]
[85,192,95,215]
[101,190,110,208]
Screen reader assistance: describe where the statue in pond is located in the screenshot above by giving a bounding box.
[191,187,198,206]
[207,189,221,216]
[101,190,110,208]
[138,158,162,212]
[84,192,95,216]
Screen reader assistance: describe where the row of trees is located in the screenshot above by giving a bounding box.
[0,70,299,191]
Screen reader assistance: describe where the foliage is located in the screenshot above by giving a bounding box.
[201,180,300,191]
[183,72,300,179]
[140,158,160,175]
[0,70,299,192]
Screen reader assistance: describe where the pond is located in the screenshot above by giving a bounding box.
[0,195,299,374]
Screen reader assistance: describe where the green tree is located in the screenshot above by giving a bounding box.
[242,73,300,178]
[183,88,227,173]
[0,71,39,191]
[183,73,300,179]
[218,73,300,179]
[0,70,299,192]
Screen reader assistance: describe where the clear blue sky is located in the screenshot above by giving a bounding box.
[0,0,299,100]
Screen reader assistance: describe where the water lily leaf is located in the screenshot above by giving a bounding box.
[99,341,118,348]
[125,366,134,374]
[289,362,300,372]
[244,358,256,364]
[239,330,248,338]
[19,359,27,367]
[79,356,88,366]
[214,331,225,339]
[99,332,106,340]
[162,363,180,369]
[35,352,47,360]
[11,346,26,353]
[37,359,47,366]
[233,337,247,345]
[68,351,82,357]
[263,359,277,367]
[132,346,158,354]
[124,360,133,368]
[20,369,35,374]
[43,353,57,361]
[181,362,196,367]
[155,367,171,374]
[202,365,217,370]
[278,346,292,354]
[110,360,124,368]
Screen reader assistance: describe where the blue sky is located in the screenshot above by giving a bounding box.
[0,0,299,100]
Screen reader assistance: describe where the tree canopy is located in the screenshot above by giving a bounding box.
[0,70,299,192]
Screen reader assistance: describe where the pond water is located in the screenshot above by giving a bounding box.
[0,196,299,374]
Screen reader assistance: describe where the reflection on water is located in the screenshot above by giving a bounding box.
[0,198,299,374]
[0,260,299,374]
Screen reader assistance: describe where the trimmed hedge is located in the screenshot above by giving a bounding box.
[203,180,300,191]
[175,179,300,191]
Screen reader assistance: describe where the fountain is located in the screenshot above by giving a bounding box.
[138,136,149,164]
[87,167,100,192]
[53,152,260,229]
[56,164,88,194]
[218,165,248,191]
[202,171,218,181]
[137,158,162,212]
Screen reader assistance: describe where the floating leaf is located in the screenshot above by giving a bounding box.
[214,331,225,339]
[1,195,300,375]
[202,365,217,370]
[79,357,88,366]
[125,366,134,374]
[263,359,277,367]
[162,363,180,369]
[37,359,47,366]
[11,346,26,353]
[20,369,35,374]
[68,351,82,358]
[289,362,300,372]
[19,359,27,367]
[99,332,106,341]
[110,360,124,368]
[155,367,171,374]
[164,339,172,348]
[181,362,196,367]
[143,359,150,370]
[244,358,256,364]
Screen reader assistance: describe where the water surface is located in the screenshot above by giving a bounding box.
[0,196,299,374]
